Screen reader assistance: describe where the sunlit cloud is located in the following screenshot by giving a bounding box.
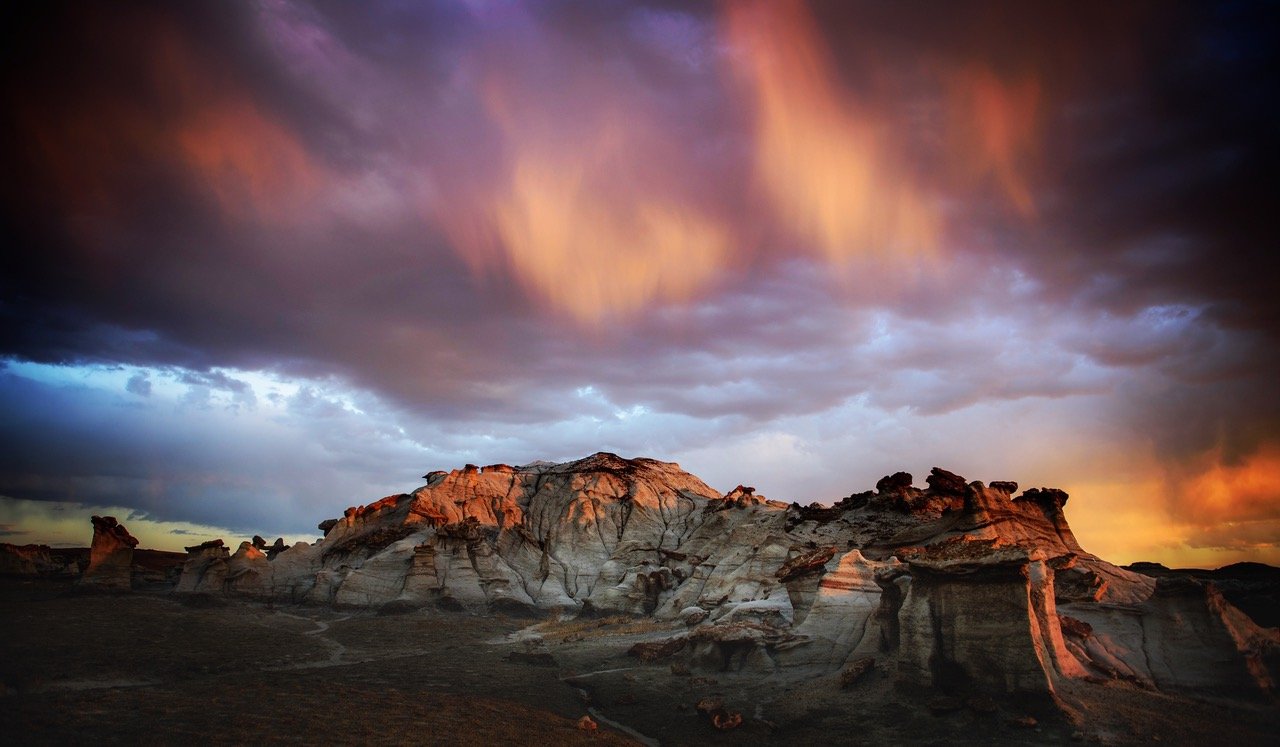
[433,12,731,324]
[945,66,1042,217]
[1179,445,1280,544]
[722,0,938,264]
[1,1,1275,572]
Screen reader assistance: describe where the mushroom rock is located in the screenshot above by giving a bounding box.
[894,537,1085,697]
[876,472,913,494]
[78,516,139,590]
[989,480,1019,495]
[225,541,271,597]
[925,467,969,497]
[176,539,230,594]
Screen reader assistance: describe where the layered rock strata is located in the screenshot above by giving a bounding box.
[175,452,1280,702]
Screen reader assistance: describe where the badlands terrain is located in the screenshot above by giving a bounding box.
[3,452,1278,745]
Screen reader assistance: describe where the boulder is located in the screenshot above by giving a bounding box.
[628,637,688,661]
[840,657,875,688]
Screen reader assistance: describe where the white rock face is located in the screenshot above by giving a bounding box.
[174,453,1280,700]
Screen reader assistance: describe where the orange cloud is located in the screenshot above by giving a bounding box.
[17,12,325,230]
[437,62,730,325]
[722,0,938,264]
[946,66,1042,217]
[1182,445,1280,531]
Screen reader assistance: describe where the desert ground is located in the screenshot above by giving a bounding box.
[3,578,1276,746]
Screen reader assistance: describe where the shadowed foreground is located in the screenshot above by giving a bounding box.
[3,579,1277,746]
[0,581,634,746]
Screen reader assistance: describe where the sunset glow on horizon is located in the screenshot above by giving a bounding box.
[1,1,1277,569]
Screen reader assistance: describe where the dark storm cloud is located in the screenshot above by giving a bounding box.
[0,1,1277,559]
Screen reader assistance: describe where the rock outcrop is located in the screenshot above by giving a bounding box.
[78,516,139,590]
[0,543,80,576]
[176,539,230,593]
[173,452,1280,705]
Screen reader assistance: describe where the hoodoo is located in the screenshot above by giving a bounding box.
[78,515,139,590]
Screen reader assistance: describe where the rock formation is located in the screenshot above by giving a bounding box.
[78,515,138,590]
[0,543,81,576]
[174,452,1280,704]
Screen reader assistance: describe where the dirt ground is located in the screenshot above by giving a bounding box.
[2,579,1276,746]
[0,580,632,746]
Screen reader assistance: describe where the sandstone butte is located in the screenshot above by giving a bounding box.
[107,453,1280,705]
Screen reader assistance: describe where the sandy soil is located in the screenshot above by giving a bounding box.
[2,579,1276,745]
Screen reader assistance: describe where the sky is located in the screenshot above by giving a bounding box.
[1,0,1277,566]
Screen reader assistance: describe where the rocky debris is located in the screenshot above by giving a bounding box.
[694,694,744,728]
[627,637,687,661]
[78,516,138,590]
[711,710,743,730]
[840,657,875,688]
[966,694,998,714]
[694,696,723,717]
[927,695,964,715]
[575,715,597,732]
[776,546,838,582]
[505,651,557,667]
[1009,715,1038,729]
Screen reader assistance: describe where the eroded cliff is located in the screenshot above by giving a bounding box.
[171,452,1279,705]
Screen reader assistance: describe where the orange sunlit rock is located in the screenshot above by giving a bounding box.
[722,0,938,264]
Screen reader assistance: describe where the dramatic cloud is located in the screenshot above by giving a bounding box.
[1,1,1276,564]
